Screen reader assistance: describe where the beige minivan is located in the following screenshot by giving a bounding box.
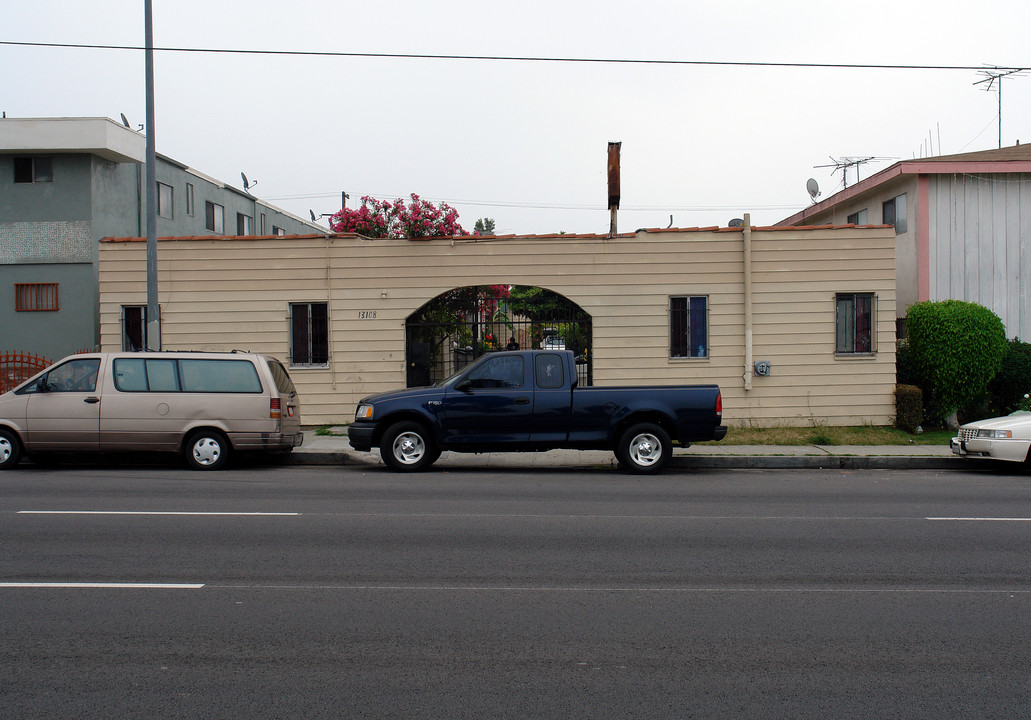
[0,351,302,470]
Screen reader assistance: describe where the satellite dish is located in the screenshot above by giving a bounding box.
[120,113,130,128]
[309,210,317,222]
[241,172,257,191]
[806,178,821,201]
[728,218,744,228]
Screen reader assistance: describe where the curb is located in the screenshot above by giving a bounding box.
[283,451,967,471]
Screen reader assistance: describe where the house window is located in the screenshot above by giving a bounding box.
[237,213,253,236]
[260,213,267,235]
[157,182,173,219]
[670,296,708,358]
[14,157,53,183]
[186,183,195,216]
[15,283,59,311]
[122,305,148,351]
[836,293,876,354]
[882,194,907,234]
[272,225,286,236]
[205,201,224,233]
[290,302,329,366]
[847,209,868,225]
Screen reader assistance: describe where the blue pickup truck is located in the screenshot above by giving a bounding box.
[347,350,727,473]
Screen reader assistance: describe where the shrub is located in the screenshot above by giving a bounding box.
[894,384,923,433]
[987,338,1031,415]
[906,300,1007,422]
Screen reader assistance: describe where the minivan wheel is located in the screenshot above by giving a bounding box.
[185,430,231,471]
[0,429,23,470]
[615,422,672,474]
[380,421,439,472]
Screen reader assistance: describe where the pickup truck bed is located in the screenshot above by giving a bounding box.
[348,350,727,473]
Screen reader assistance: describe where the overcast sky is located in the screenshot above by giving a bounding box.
[3,0,1029,234]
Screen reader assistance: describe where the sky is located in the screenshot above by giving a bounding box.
[3,0,1029,235]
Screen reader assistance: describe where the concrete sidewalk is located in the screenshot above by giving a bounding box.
[290,430,965,471]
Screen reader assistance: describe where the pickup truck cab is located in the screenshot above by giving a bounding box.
[348,350,726,473]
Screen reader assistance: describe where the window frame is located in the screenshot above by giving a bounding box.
[122,305,148,351]
[846,208,868,225]
[669,295,709,360]
[237,212,253,236]
[205,201,224,234]
[157,182,173,219]
[835,292,877,356]
[882,194,907,234]
[289,302,330,367]
[13,156,53,183]
[185,183,195,216]
[15,283,59,312]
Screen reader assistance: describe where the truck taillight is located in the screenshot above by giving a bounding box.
[715,392,722,417]
[270,398,282,419]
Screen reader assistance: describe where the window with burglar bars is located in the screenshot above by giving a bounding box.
[15,283,59,311]
[670,296,708,358]
[835,293,876,354]
[290,302,329,366]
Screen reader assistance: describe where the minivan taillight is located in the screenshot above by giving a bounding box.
[270,398,282,419]
[715,392,722,418]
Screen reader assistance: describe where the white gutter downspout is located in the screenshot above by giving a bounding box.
[743,213,753,391]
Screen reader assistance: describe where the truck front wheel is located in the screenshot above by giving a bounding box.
[380,421,439,472]
[615,422,672,474]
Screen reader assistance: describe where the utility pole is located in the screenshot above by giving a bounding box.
[144,0,161,349]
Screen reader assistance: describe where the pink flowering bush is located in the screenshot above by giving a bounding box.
[330,193,466,238]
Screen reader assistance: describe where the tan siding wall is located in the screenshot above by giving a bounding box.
[99,227,897,427]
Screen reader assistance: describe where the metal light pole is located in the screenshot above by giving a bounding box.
[144,0,161,349]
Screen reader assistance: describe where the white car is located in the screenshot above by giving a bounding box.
[951,412,1031,464]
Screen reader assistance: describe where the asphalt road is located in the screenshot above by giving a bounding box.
[3,463,1031,719]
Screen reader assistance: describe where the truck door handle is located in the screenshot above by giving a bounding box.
[515,397,530,405]
[84,397,100,404]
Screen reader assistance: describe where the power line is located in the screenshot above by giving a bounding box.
[0,40,1024,72]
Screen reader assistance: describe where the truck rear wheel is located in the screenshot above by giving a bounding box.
[615,422,671,474]
[380,421,439,472]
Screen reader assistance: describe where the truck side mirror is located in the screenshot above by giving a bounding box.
[456,379,473,393]
[36,376,49,393]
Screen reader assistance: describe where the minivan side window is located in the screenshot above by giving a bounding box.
[266,358,297,395]
[180,360,262,393]
[113,358,261,393]
[114,358,183,392]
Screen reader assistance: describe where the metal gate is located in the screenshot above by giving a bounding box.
[405,285,592,387]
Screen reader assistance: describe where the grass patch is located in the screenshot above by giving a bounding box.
[701,425,954,446]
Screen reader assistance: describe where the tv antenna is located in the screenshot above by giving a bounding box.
[974,66,1027,149]
[814,156,893,189]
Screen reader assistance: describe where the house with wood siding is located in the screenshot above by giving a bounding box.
[777,144,1031,340]
[97,221,897,427]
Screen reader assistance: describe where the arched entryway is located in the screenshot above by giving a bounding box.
[405,285,592,387]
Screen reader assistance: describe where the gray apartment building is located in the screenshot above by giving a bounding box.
[1,116,325,359]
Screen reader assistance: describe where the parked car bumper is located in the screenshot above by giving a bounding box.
[347,423,375,451]
[951,436,1031,463]
[230,431,303,451]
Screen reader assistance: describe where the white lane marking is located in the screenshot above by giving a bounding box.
[0,582,204,589]
[927,517,1031,522]
[17,511,299,516]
